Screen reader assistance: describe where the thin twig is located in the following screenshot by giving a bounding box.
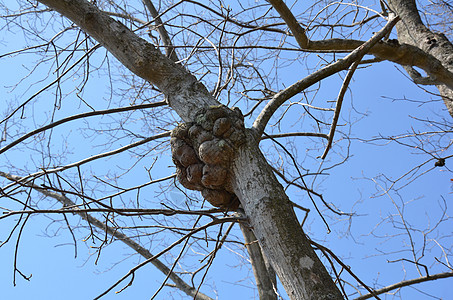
[94,217,240,299]
[0,101,166,155]
[321,60,360,159]
[253,14,399,136]
[0,171,215,300]
[0,131,171,193]
[354,272,453,300]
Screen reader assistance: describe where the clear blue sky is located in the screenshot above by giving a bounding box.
[1,1,452,299]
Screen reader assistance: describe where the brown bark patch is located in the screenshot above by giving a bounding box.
[171,105,245,209]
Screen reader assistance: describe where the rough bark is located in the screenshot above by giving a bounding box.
[37,0,216,122]
[36,0,344,299]
[232,131,343,300]
[388,0,453,117]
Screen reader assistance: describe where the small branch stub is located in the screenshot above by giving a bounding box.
[171,105,246,209]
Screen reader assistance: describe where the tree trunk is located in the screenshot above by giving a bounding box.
[232,131,343,300]
[37,0,344,299]
[389,0,453,117]
[240,224,278,300]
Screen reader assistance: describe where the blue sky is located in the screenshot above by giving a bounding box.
[1,1,452,299]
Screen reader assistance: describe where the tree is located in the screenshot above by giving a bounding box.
[0,0,452,299]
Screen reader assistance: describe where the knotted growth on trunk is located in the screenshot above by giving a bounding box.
[171,105,246,209]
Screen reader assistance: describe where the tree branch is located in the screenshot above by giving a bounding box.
[1,132,171,193]
[266,0,309,48]
[354,272,453,300]
[388,0,453,116]
[253,14,400,136]
[261,132,328,140]
[142,0,179,62]
[268,0,453,94]
[239,220,278,300]
[37,0,218,121]
[95,217,239,299]
[0,101,167,155]
[321,60,360,159]
[0,171,215,300]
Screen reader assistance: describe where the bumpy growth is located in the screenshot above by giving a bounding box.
[171,105,246,209]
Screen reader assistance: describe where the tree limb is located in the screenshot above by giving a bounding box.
[266,0,309,48]
[388,0,453,116]
[321,60,360,159]
[1,132,171,193]
[240,220,278,300]
[37,0,217,121]
[267,0,453,94]
[253,14,400,136]
[0,101,167,155]
[0,171,214,300]
[142,0,179,62]
[354,272,453,300]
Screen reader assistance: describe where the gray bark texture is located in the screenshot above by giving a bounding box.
[232,132,344,299]
[388,0,453,117]
[36,0,344,299]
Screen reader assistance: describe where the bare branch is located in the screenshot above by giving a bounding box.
[1,132,171,193]
[354,272,453,300]
[321,60,360,159]
[0,171,215,300]
[94,217,240,299]
[253,14,400,136]
[239,219,278,300]
[261,132,328,140]
[266,0,309,48]
[37,0,218,121]
[0,101,167,155]
[142,0,179,62]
